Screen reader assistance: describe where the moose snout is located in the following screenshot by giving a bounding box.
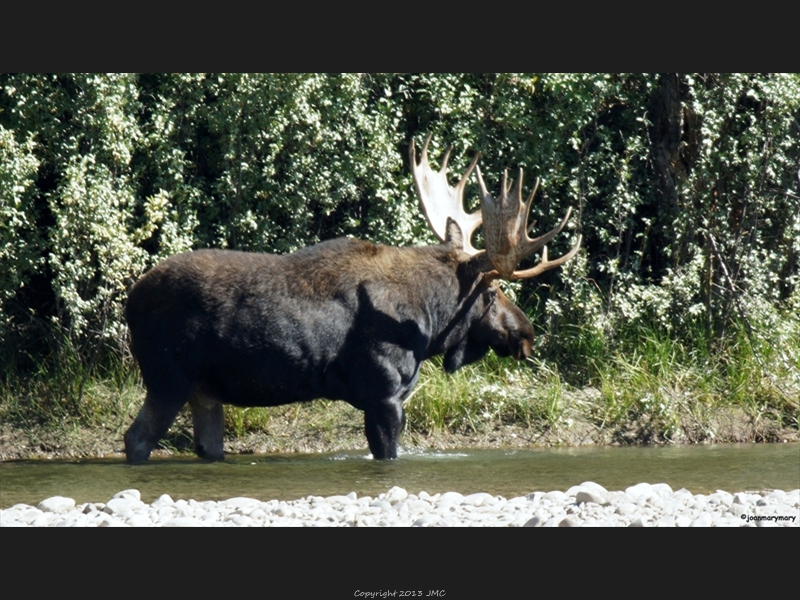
[513,336,532,361]
[490,330,532,361]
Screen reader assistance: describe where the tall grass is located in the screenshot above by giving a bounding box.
[405,352,589,440]
[1,306,797,457]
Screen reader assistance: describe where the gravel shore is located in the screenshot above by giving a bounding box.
[2,482,798,527]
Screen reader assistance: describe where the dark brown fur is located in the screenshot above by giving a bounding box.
[124,236,533,460]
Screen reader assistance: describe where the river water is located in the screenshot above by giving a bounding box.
[1,443,798,508]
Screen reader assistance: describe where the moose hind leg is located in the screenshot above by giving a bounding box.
[124,392,186,463]
[189,394,225,461]
[364,401,405,459]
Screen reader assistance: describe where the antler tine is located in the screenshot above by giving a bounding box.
[419,132,432,162]
[410,135,482,255]
[526,206,573,255]
[524,176,539,221]
[475,162,489,198]
[439,146,452,173]
[513,235,582,279]
[478,164,580,280]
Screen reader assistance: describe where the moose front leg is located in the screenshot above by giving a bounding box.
[364,400,406,459]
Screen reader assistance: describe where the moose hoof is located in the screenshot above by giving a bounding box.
[195,444,224,461]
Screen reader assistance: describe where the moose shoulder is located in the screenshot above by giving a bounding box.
[124,137,581,461]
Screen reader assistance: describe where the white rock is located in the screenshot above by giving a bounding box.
[152,494,174,507]
[651,483,673,497]
[672,488,694,503]
[713,516,741,527]
[728,504,747,518]
[112,489,141,501]
[412,516,436,527]
[406,500,433,514]
[385,486,408,503]
[437,491,464,504]
[675,515,692,527]
[325,495,355,505]
[581,519,608,527]
[543,491,568,502]
[576,490,607,505]
[125,514,153,527]
[580,481,607,494]
[96,514,127,527]
[462,493,495,506]
[37,496,76,514]
[707,491,733,507]
[163,517,207,527]
[31,515,51,527]
[755,518,779,527]
[656,515,675,527]
[155,507,175,522]
[104,497,145,515]
[690,514,713,527]
[625,483,653,501]
[523,514,545,527]
[525,491,544,503]
[615,503,638,516]
[249,509,268,522]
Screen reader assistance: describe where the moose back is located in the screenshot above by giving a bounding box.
[124,137,581,461]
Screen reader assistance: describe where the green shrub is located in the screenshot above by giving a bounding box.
[1,73,797,428]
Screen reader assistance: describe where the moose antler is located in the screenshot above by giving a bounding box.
[410,135,581,278]
[410,134,482,255]
[475,165,581,280]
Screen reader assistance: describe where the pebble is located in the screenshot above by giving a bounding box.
[1,484,797,527]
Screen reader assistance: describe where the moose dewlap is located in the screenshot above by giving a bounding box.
[124,136,581,461]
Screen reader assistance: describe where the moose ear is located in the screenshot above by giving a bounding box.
[444,217,465,251]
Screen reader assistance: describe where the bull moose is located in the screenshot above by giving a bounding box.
[123,136,581,461]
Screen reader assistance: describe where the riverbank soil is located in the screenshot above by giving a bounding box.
[1,392,797,460]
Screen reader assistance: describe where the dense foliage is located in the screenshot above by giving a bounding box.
[1,74,798,402]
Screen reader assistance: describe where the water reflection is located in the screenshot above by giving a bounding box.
[1,443,798,507]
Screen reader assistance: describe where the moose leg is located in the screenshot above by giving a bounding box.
[189,394,225,461]
[364,400,405,459]
[124,392,186,463]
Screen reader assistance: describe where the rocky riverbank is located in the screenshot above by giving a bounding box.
[2,483,797,527]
